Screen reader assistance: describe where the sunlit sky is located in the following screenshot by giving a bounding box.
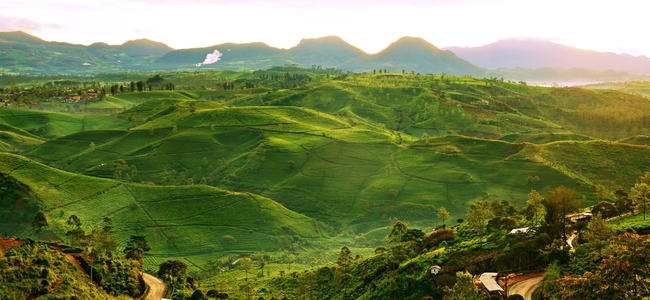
[1,0,649,56]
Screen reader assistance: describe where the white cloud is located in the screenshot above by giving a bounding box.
[0,15,61,32]
[0,0,649,56]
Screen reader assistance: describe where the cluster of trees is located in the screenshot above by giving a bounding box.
[0,240,117,299]
[28,212,151,297]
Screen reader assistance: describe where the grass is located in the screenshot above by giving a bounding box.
[609,213,650,234]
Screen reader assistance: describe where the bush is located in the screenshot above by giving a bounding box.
[423,229,455,248]
[507,295,524,300]
[592,201,619,219]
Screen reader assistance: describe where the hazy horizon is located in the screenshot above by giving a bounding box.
[1,0,649,56]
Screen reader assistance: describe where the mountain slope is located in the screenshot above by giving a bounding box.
[157,42,284,65]
[0,152,322,259]
[446,40,650,74]
[285,36,367,68]
[0,31,172,74]
[350,37,484,76]
[119,38,174,57]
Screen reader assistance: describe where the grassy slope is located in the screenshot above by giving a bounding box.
[22,101,594,236]
[0,152,321,267]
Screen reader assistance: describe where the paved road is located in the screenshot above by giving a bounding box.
[143,272,167,300]
[509,276,542,300]
[567,233,576,252]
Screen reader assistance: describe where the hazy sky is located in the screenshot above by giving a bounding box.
[1,0,648,56]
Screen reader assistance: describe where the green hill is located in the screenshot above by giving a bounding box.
[22,101,598,237]
[0,31,170,74]
[348,36,485,76]
[285,36,367,69]
[0,152,322,266]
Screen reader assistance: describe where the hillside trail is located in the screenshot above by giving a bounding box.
[143,272,167,300]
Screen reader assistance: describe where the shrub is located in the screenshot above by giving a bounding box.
[423,229,455,248]
[592,201,619,219]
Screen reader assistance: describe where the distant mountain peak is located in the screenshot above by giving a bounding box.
[291,36,365,52]
[444,40,650,74]
[0,31,45,43]
[119,38,173,57]
[381,36,441,53]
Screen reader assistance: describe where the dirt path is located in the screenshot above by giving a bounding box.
[508,276,542,300]
[143,272,167,300]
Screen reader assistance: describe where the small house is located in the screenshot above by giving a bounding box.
[509,227,535,235]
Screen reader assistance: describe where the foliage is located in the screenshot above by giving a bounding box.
[541,186,581,241]
[591,201,618,219]
[443,271,486,300]
[0,241,127,299]
[554,233,650,299]
[31,210,48,234]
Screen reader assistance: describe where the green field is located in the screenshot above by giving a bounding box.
[3,68,650,276]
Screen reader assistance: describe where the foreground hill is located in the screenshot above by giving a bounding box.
[20,98,596,236]
[446,40,650,74]
[0,152,322,266]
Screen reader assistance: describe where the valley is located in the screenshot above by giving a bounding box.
[2,68,650,299]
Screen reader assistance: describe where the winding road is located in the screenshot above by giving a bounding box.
[508,276,542,300]
[143,272,167,300]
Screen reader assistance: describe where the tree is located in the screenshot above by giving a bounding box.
[158,259,188,282]
[443,271,485,300]
[336,246,352,269]
[591,201,618,219]
[385,220,408,244]
[254,251,266,276]
[467,200,495,235]
[631,182,650,220]
[525,189,544,226]
[438,206,450,227]
[113,159,130,180]
[190,290,206,300]
[557,233,650,299]
[236,258,253,280]
[66,214,86,246]
[31,210,48,234]
[614,189,633,215]
[124,235,151,262]
[206,289,220,299]
[541,186,581,244]
[581,213,613,254]
[88,216,119,256]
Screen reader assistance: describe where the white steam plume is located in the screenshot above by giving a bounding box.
[196,50,223,67]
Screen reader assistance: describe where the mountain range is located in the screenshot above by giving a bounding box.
[445,40,650,75]
[1,31,650,80]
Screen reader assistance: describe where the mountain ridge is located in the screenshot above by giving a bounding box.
[445,39,650,75]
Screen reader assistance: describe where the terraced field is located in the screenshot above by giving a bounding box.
[3,70,650,272]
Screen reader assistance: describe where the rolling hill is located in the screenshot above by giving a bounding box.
[0,151,323,267]
[3,68,650,279]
